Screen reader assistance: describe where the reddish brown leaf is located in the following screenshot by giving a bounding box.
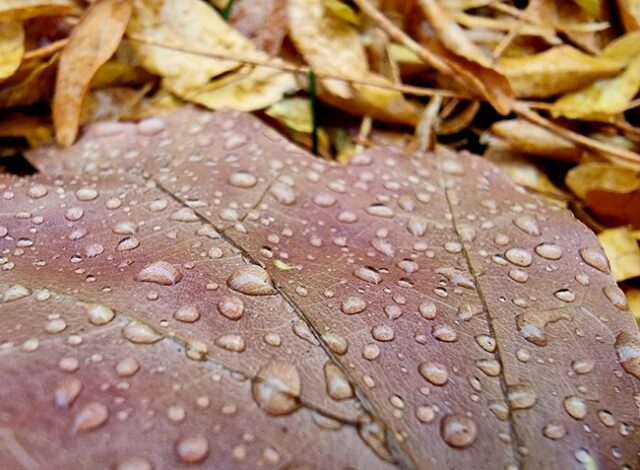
[2,107,639,468]
[53,0,133,147]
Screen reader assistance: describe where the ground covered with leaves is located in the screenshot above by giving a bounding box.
[0,0,640,469]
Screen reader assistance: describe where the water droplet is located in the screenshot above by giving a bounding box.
[603,285,628,310]
[419,362,448,385]
[45,318,67,334]
[176,435,209,463]
[324,363,353,400]
[535,243,562,260]
[227,264,275,295]
[3,284,31,302]
[579,247,609,273]
[508,383,537,409]
[564,396,587,419]
[86,304,115,325]
[186,340,208,360]
[117,237,140,251]
[475,335,496,353]
[543,421,566,440]
[554,289,575,303]
[571,359,594,375]
[366,204,394,218]
[229,171,257,188]
[440,415,477,448]
[323,333,348,355]
[513,215,540,236]
[217,296,244,320]
[65,207,84,221]
[353,266,382,284]
[116,357,139,377]
[432,324,457,342]
[371,325,394,342]
[215,334,245,352]
[614,332,640,380]
[54,377,83,407]
[28,184,48,199]
[416,405,436,423]
[505,248,532,267]
[170,207,199,222]
[419,302,436,319]
[135,261,183,286]
[362,344,380,360]
[252,362,301,415]
[123,321,163,344]
[269,182,296,205]
[72,402,109,433]
[59,356,79,372]
[174,304,200,323]
[116,456,153,470]
[75,187,99,201]
[313,193,336,207]
[341,296,366,315]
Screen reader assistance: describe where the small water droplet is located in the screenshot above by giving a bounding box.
[122,321,163,344]
[353,266,382,284]
[86,304,115,325]
[419,362,448,385]
[136,261,183,286]
[505,248,532,267]
[215,334,245,352]
[324,362,353,400]
[217,296,244,320]
[176,435,209,463]
[564,396,587,419]
[229,171,257,188]
[174,304,200,323]
[341,296,366,315]
[440,415,477,448]
[579,247,610,273]
[72,402,109,433]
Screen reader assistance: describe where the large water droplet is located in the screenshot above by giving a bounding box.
[86,304,115,325]
[579,247,609,273]
[341,296,366,315]
[252,362,301,416]
[227,264,276,295]
[122,321,163,344]
[324,363,353,400]
[513,215,540,236]
[353,266,382,284]
[229,171,257,188]
[419,362,448,385]
[176,435,209,463]
[508,383,537,410]
[54,377,83,407]
[72,402,109,433]
[217,296,244,320]
[614,332,640,380]
[440,415,477,448]
[135,261,183,286]
[505,248,532,267]
[564,396,587,419]
[174,304,200,323]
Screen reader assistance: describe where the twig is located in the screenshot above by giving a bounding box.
[514,102,640,169]
[23,39,69,61]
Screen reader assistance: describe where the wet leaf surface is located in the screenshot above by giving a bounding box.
[0,106,638,468]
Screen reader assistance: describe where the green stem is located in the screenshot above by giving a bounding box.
[220,0,234,20]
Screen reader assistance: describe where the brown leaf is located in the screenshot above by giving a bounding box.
[8,106,639,467]
[53,0,133,147]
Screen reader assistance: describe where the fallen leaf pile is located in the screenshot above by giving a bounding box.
[1,105,639,468]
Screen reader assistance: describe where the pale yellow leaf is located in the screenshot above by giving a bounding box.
[0,21,23,80]
[325,0,359,25]
[266,97,312,133]
[566,162,640,200]
[129,0,295,111]
[0,0,81,21]
[496,45,623,98]
[288,0,418,125]
[598,227,640,281]
[0,53,58,108]
[53,0,133,147]
[618,0,640,31]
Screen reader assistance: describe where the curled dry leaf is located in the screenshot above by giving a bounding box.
[287,0,419,125]
[598,227,640,281]
[618,0,640,31]
[128,0,296,111]
[419,0,492,68]
[566,162,640,227]
[8,106,639,468]
[0,52,58,108]
[0,21,23,80]
[53,0,133,147]
[265,96,312,133]
[496,45,623,98]
[0,0,81,21]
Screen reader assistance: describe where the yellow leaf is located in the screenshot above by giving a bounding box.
[128,0,295,111]
[598,227,640,281]
[626,288,640,325]
[496,45,622,98]
[0,53,58,108]
[0,0,81,21]
[419,0,492,68]
[288,0,418,125]
[0,112,52,147]
[53,0,133,147]
[325,0,359,25]
[573,0,602,18]
[552,32,640,120]
[388,43,422,65]
[266,98,312,133]
[0,21,23,80]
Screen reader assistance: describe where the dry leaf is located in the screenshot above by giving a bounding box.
[128,0,296,111]
[0,112,52,147]
[0,0,81,21]
[566,162,640,227]
[488,119,582,162]
[496,45,623,98]
[618,0,640,31]
[0,53,58,107]
[288,0,419,125]
[627,288,640,325]
[16,106,640,468]
[419,0,492,68]
[598,227,640,280]
[53,0,133,147]
[266,97,312,133]
[0,21,23,80]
